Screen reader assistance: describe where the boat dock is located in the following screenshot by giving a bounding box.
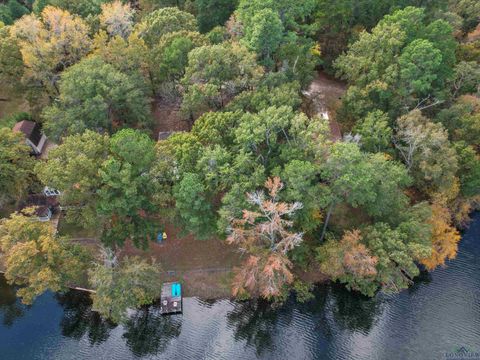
[160,282,182,315]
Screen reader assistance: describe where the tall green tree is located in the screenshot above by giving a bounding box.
[43,56,151,141]
[0,128,35,207]
[173,172,216,239]
[135,7,197,47]
[319,142,411,241]
[181,42,263,119]
[335,7,457,122]
[97,129,158,248]
[35,130,110,228]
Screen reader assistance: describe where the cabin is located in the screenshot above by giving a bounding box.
[17,194,58,222]
[160,282,182,315]
[13,120,48,156]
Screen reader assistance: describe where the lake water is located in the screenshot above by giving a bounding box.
[1,213,479,360]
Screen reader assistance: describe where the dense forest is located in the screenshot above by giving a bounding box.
[0,0,479,323]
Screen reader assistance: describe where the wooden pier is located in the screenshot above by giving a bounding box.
[160,282,182,315]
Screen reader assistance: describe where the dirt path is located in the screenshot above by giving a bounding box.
[151,97,190,140]
[303,71,346,141]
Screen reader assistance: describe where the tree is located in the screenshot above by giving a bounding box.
[394,110,458,194]
[451,61,480,97]
[354,110,393,153]
[181,42,263,119]
[452,141,480,197]
[135,7,197,47]
[362,205,432,294]
[0,128,35,206]
[0,1,29,25]
[319,142,411,241]
[97,129,158,249]
[0,209,89,304]
[10,6,91,97]
[92,31,150,83]
[149,30,208,92]
[99,1,135,39]
[196,0,238,33]
[35,130,110,228]
[240,8,283,68]
[226,81,302,113]
[42,56,151,141]
[34,0,109,17]
[0,26,24,94]
[448,0,480,33]
[227,177,304,299]
[334,7,457,121]
[420,200,461,270]
[173,172,216,239]
[436,95,480,147]
[88,255,162,323]
[317,230,378,296]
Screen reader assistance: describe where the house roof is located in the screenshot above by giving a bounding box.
[13,120,43,146]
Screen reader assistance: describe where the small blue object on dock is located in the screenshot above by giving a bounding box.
[160,282,182,315]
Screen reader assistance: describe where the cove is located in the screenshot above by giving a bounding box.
[1,213,479,360]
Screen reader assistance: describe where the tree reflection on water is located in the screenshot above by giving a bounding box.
[55,289,182,356]
[227,299,293,355]
[123,305,182,357]
[56,290,117,345]
[0,276,26,327]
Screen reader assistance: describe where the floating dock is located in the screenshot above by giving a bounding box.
[160,282,182,315]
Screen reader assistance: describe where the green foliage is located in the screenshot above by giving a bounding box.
[292,280,314,303]
[321,142,411,222]
[173,172,216,239]
[34,0,108,17]
[453,141,480,197]
[43,57,151,141]
[354,110,393,153]
[448,0,480,33]
[97,129,157,248]
[335,7,457,122]
[0,1,29,25]
[363,206,432,294]
[89,256,162,323]
[451,61,480,96]
[226,81,302,113]
[35,130,110,228]
[135,7,197,47]
[181,42,263,118]
[436,95,480,146]
[395,110,458,194]
[150,30,208,90]
[0,128,35,206]
[241,8,283,68]
[196,0,237,33]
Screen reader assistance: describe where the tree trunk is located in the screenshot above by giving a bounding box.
[319,202,335,243]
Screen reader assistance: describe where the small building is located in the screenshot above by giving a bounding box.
[13,120,47,155]
[160,282,182,315]
[158,131,175,141]
[17,194,58,222]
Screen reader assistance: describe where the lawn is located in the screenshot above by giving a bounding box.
[56,215,100,239]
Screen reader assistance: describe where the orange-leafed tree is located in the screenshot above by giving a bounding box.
[420,201,461,271]
[227,177,303,300]
[317,230,378,296]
